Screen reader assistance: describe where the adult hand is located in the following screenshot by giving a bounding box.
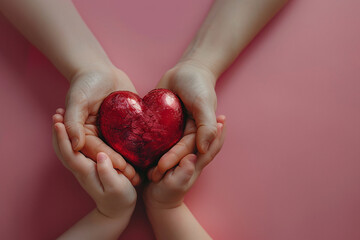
[157,62,218,154]
[63,66,140,184]
[152,62,221,180]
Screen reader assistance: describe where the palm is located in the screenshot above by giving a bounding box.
[65,68,140,185]
[150,64,218,180]
[157,64,217,119]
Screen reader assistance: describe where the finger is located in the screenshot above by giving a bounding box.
[131,173,141,186]
[54,123,96,174]
[56,108,65,115]
[147,168,155,181]
[64,92,87,151]
[162,154,196,189]
[192,102,218,154]
[153,133,196,182]
[151,119,197,182]
[52,122,63,163]
[170,154,197,186]
[216,115,226,125]
[54,122,102,195]
[183,118,197,135]
[81,135,136,181]
[195,121,226,172]
[96,152,120,191]
[52,113,64,124]
[121,163,136,183]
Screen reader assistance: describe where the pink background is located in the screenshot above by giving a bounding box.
[1,0,360,239]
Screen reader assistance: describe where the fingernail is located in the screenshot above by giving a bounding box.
[71,137,79,149]
[98,152,107,163]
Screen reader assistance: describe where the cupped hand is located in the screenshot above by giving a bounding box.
[63,66,140,185]
[144,116,226,209]
[152,62,221,180]
[54,108,140,185]
[157,62,218,154]
[52,118,137,218]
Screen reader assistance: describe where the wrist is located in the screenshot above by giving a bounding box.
[145,199,185,214]
[177,58,218,83]
[69,61,116,84]
[164,60,218,89]
[69,63,135,92]
[144,194,184,211]
[179,47,225,80]
[96,202,135,221]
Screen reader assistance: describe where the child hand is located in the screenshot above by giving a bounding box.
[56,110,140,186]
[52,116,137,219]
[64,66,140,185]
[144,116,226,209]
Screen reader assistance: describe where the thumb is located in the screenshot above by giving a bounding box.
[96,152,119,191]
[64,93,87,151]
[193,102,217,154]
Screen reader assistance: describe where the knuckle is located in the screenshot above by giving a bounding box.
[183,165,195,178]
[198,124,217,140]
[174,140,192,154]
[207,125,218,138]
[165,178,183,192]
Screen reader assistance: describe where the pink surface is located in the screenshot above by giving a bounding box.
[1,0,360,239]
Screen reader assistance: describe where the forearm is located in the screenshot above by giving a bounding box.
[146,203,212,240]
[0,0,112,80]
[180,0,288,78]
[58,208,133,240]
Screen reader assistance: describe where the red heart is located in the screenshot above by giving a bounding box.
[98,89,185,169]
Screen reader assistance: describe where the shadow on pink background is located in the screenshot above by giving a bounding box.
[1,0,360,239]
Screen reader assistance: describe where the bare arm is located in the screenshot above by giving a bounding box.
[52,114,137,239]
[0,0,110,80]
[146,203,211,240]
[144,116,226,240]
[58,208,133,240]
[155,0,288,180]
[0,1,140,184]
[148,0,288,237]
[181,0,289,78]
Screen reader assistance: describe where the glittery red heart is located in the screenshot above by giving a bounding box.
[98,89,185,169]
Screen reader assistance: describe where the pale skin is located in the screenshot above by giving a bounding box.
[52,110,137,239]
[0,0,140,185]
[53,109,226,239]
[2,0,288,238]
[0,0,288,177]
[144,116,226,240]
[152,0,289,180]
